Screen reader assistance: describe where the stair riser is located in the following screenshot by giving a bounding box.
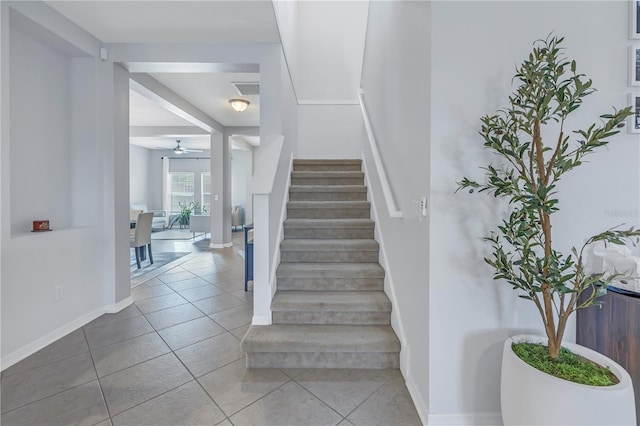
[284,228,374,239]
[291,177,364,186]
[293,164,362,172]
[245,352,399,369]
[287,208,370,219]
[273,311,390,325]
[281,251,379,263]
[289,192,367,201]
[276,278,384,291]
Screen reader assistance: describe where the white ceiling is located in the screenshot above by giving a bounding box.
[149,72,260,127]
[46,1,280,44]
[46,1,276,150]
[129,90,192,127]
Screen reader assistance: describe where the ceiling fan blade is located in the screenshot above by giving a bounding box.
[184,149,203,153]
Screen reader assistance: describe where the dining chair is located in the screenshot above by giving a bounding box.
[130,209,143,237]
[131,212,154,269]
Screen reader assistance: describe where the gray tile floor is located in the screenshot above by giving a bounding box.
[1,232,421,426]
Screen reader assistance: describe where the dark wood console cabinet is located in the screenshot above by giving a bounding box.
[577,289,640,423]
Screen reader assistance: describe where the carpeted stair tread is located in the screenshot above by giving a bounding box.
[289,185,367,193]
[284,218,374,228]
[291,171,364,179]
[277,262,385,278]
[287,201,370,209]
[241,324,400,353]
[288,185,368,201]
[280,239,379,252]
[293,159,362,166]
[272,291,391,312]
[243,158,399,369]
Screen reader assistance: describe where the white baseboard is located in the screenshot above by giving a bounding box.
[427,413,503,426]
[405,375,429,426]
[251,314,272,325]
[1,297,133,371]
[104,296,133,313]
[210,242,233,249]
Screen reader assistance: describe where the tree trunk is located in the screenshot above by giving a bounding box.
[548,336,560,359]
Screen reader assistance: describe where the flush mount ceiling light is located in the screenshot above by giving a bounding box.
[229,98,250,112]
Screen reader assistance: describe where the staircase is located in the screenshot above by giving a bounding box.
[241,159,400,369]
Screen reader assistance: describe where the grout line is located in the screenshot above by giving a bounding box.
[291,376,349,421]
[3,234,252,423]
[90,336,171,380]
[82,327,113,422]
[0,348,92,380]
[85,317,155,352]
[0,376,102,417]
[216,376,295,419]
[337,374,392,421]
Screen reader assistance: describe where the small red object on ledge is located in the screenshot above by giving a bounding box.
[32,220,50,231]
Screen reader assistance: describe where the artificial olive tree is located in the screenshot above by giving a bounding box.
[458,35,639,359]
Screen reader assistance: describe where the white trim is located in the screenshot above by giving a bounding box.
[1,297,133,371]
[427,413,503,426]
[629,92,640,133]
[104,296,133,314]
[405,375,429,426]
[298,100,359,105]
[252,195,272,325]
[251,315,272,325]
[252,135,284,195]
[269,153,293,300]
[358,90,403,219]
[209,242,233,249]
[629,45,640,86]
[630,0,640,40]
[362,155,409,371]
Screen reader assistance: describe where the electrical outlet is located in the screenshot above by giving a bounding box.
[55,285,63,300]
[420,197,428,217]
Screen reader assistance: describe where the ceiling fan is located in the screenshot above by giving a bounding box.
[173,140,203,154]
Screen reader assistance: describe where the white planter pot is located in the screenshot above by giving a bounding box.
[501,334,636,426]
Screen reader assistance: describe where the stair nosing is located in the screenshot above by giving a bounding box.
[291,171,364,176]
[289,185,367,192]
[272,291,392,312]
[284,219,374,227]
[241,325,400,353]
[287,201,370,207]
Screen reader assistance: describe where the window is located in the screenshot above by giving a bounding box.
[169,172,194,213]
[201,172,211,213]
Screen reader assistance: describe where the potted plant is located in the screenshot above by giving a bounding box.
[175,201,194,228]
[192,202,203,215]
[457,35,639,425]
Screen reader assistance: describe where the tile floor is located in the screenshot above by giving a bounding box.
[1,233,421,426]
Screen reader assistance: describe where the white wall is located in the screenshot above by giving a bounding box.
[9,26,72,235]
[1,2,117,366]
[0,2,287,369]
[273,0,368,104]
[429,1,639,421]
[232,148,252,223]
[297,105,363,159]
[129,144,151,206]
[70,57,99,228]
[359,0,430,421]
